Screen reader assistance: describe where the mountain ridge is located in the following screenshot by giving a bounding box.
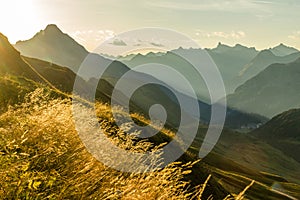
[269,43,299,56]
[228,57,300,118]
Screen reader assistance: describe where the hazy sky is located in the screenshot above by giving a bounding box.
[1,0,300,53]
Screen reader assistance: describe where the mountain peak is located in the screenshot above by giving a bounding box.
[44,24,63,33]
[234,44,244,48]
[233,44,256,50]
[211,43,258,55]
[258,49,275,56]
[215,42,251,50]
[14,25,89,72]
[217,42,229,48]
[41,24,65,37]
[272,43,291,49]
[270,43,299,56]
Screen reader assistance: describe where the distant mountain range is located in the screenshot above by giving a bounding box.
[121,43,260,99]
[118,42,300,120]
[12,25,264,129]
[121,42,300,100]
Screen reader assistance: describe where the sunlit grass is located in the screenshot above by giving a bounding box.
[0,88,196,199]
[0,88,254,199]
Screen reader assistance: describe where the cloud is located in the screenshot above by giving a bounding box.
[196,30,246,39]
[150,42,164,47]
[288,31,300,40]
[71,29,115,43]
[110,39,127,46]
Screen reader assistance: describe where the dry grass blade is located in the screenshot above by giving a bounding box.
[235,180,255,200]
[198,174,212,200]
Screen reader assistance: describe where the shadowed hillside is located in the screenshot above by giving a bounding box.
[252,108,300,163]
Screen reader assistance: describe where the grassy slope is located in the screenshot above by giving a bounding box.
[0,89,194,199]
[0,88,236,199]
[190,127,300,199]
[252,108,300,163]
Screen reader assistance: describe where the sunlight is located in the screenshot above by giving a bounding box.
[0,0,40,43]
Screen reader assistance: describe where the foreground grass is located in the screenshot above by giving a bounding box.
[0,89,254,199]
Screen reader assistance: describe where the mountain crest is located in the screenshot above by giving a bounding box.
[212,43,257,54]
[43,24,64,35]
[269,43,299,56]
[15,24,89,72]
[256,49,276,57]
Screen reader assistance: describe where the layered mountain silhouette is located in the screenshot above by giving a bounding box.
[228,58,300,118]
[122,44,259,99]
[122,43,300,99]
[13,25,264,128]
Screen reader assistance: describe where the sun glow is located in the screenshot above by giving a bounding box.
[0,0,41,43]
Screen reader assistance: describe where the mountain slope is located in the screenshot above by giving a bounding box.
[237,50,300,86]
[0,33,49,112]
[0,33,42,81]
[228,58,300,118]
[190,126,300,199]
[252,108,300,163]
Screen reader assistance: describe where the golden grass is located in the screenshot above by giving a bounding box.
[0,89,196,199]
[0,88,253,199]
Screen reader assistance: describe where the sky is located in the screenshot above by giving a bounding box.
[1,0,300,54]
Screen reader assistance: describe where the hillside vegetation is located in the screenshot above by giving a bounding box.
[0,88,196,199]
